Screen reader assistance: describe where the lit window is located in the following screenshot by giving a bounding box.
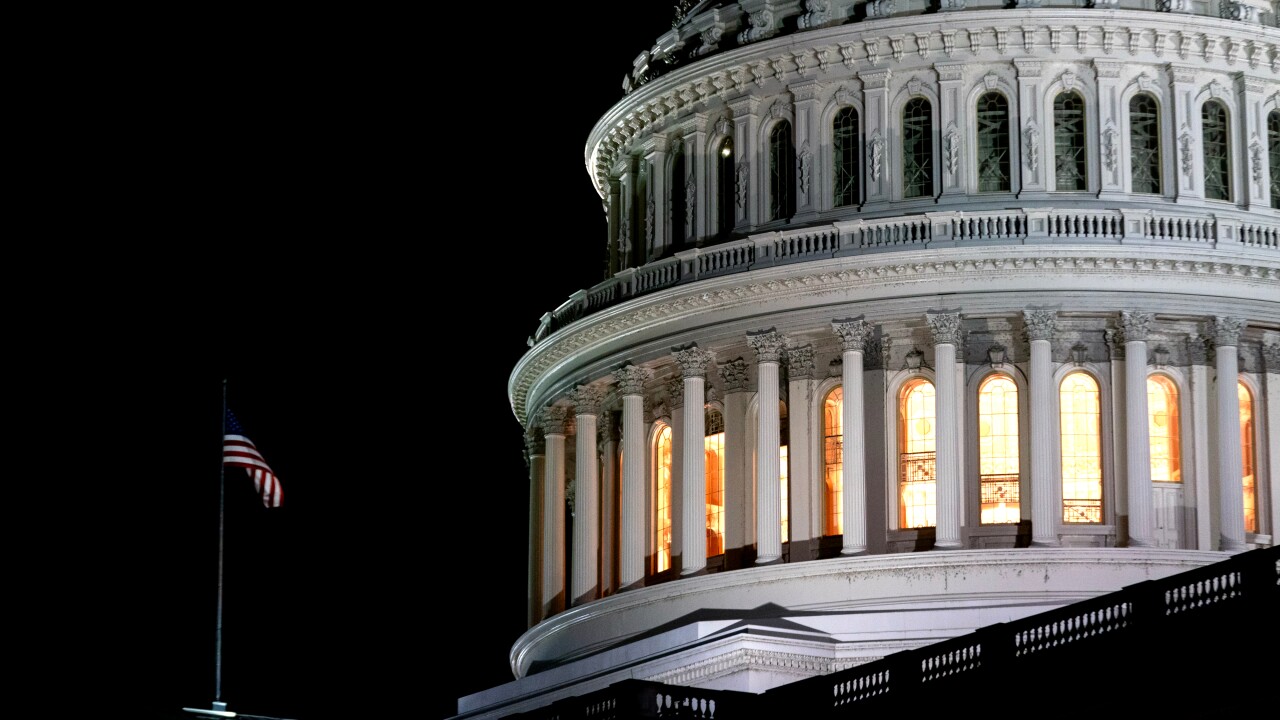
[1202,100,1231,201]
[978,375,1020,524]
[780,444,790,544]
[717,136,735,237]
[823,387,844,536]
[656,425,673,572]
[833,107,860,207]
[1269,110,1280,209]
[770,120,796,220]
[1054,91,1087,191]
[1130,94,1161,195]
[1060,372,1102,523]
[976,92,1011,193]
[1240,383,1257,534]
[1147,376,1181,483]
[705,410,725,557]
[900,379,936,528]
[903,97,933,199]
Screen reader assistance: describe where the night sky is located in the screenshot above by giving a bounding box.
[47,9,670,720]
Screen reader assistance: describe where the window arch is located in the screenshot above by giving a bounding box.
[833,107,860,207]
[1147,375,1181,483]
[1129,93,1161,195]
[1202,99,1231,201]
[903,97,934,199]
[717,136,735,237]
[1060,371,1102,523]
[770,120,796,220]
[822,386,843,535]
[1053,91,1087,191]
[899,378,937,528]
[978,374,1020,524]
[1240,382,1257,534]
[670,142,686,248]
[655,424,673,573]
[705,408,725,557]
[1268,110,1280,209]
[976,92,1011,193]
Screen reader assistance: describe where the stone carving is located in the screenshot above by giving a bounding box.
[1226,38,1239,66]
[889,35,905,61]
[1247,40,1260,69]
[736,162,749,210]
[525,428,545,459]
[866,0,895,18]
[747,328,787,364]
[799,140,812,195]
[571,384,606,416]
[540,405,570,435]
[984,72,999,91]
[1262,343,1280,371]
[716,117,732,137]
[1136,72,1155,93]
[614,364,651,396]
[915,33,931,58]
[1229,2,1258,24]
[1212,316,1246,347]
[1061,70,1077,91]
[1206,79,1226,99]
[869,130,884,182]
[995,27,1009,54]
[645,193,656,249]
[673,343,716,378]
[718,357,751,392]
[904,348,926,371]
[771,57,786,81]
[946,124,961,176]
[833,85,855,108]
[859,40,875,67]
[907,76,923,96]
[1101,27,1115,54]
[1185,335,1209,364]
[792,52,808,77]
[1119,311,1154,341]
[1024,120,1040,174]
[1178,32,1192,61]
[927,312,963,346]
[1024,310,1057,341]
[666,377,685,408]
[738,10,775,45]
[1075,26,1087,53]
[817,47,831,73]
[1048,27,1062,53]
[618,218,631,261]
[697,27,723,57]
[1102,123,1119,172]
[1179,126,1194,177]
[1251,135,1263,186]
[769,100,794,121]
[833,318,874,352]
[798,1,829,30]
[752,62,768,87]
[787,344,816,379]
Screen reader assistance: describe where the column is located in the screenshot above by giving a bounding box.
[787,343,817,557]
[1024,310,1058,546]
[748,329,786,564]
[1188,335,1213,550]
[927,312,963,549]
[1169,64,1201,202]
[692,113,710,241]
[936,62,965,198]
[791,79,821,219]
[1094,60,1124,198]
[598,413,617,596]
[539,405,569,618]
[667,378,685,570]
[833,319,873,555]
[1213,317,1248,552]
[1236,72,1268,210]
[607,177,621,276]
[614,364,650,589]
[1121,312,1154,547]
[1014,59,1046,196]
[859,69,892,207]
[525,428,545,627]
[570,385,604,605]
[645,136,669,260]
[674,343,715,575]
[719,358,752,569]
[618,160,635,268]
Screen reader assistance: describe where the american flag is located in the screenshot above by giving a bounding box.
[223,409,283,508]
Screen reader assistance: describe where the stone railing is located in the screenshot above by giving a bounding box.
[532,208,1279,344]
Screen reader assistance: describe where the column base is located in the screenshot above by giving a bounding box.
[1219,536,1249,554]
[840,546,868,556]
[754,554,783,566]
[680,566,709,577]
[933,541,964,550]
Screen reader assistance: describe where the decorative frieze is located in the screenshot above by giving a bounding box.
[540,405,570,435]
[833,318,874,352]
[787,343,816,379]
[799,140,812,195]
[1119,311,1154,341]
[927,312,963,346]
[614,364,651,396]
[1212,316,1246,347]
[719,357,751,392]
[747,328,787,363]
[736,163,750,209]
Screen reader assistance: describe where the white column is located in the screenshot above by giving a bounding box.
[674,344,715,575]
[614,365,650,589]
[719,358,752,566]
[1121,312,1154,547]
[598,414,617,596]
[570,385,604,605]
[787,344,817,556]
[1213,317,1248,552]
[748,329,785,564]
[525,430,545,627]
[1188,336,1213,551]
[928,312,963,549]
[540,405,569,618]
[833,319,873,554]
[1025,310,1058,546]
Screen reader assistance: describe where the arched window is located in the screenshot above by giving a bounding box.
[705,409,725,557]
[833,107,860,207]
[978,374,1020,524]
[976,92,1011,193]
[670,143,686,248]
[1054,91,1087,191]
[822,387,844,536]
[770,120,796,220]
[1060,372,1102,523]
[1240,382,1257,534]
[903,97,933,199]
[1269,110,1280,209]
[656,425,673,572]
[717,136,735,237]
[1130,94,1161,195]
[899,379,937,528]
[1202,100,1231,201]
[1148,376,1181,483]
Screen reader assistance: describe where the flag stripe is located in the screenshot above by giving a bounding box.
[223,410,284,508]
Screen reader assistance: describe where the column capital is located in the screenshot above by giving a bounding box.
[1023,309,1057,341]
[1119,311,1154,341]
[718,357,751,392]
[1263,342,1280,372]
[747,328,786,363]
[1105,329,1126,361]
[1186,335,1210,365]
[570,384,606,416]
[926,312,962,346]
[787,343,816,379]
[832,318,874,352]
[672,343,716,378]
[599,417,617,445]
[1212,316,1246,347]
[666,377,685,409]
[540,405,570,435]
[613,364,651,395]
[525,427,545,458]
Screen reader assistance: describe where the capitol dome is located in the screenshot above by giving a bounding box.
[458,1,1278,716]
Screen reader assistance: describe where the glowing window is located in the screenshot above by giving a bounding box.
[978,375,1020,524]
[899,379,937,529]
[1060,372,1102,523]
[1130,94,1161,195]
[1054,91,1087,191]
[656,425,673,572]
[833,107,860,207]
[780,444,790,544]
[717,136,735,237]
[770,120,796,220]
[1240,383,1257,534]
[823,387,844,536]
[976,92,1011,193]
[705,410,725,557]
[1147,376,1181,483]
[1202,100,1231,201]
[903,98,933,199]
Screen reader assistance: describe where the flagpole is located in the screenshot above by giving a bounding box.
[216,378,227,705]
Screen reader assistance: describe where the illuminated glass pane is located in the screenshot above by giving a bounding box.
[1240,383,1257,534]
[824,387,844,536]
[718,137,735,237]
[1060,372,1102,523]
[780,444,790,543]
[657,425,673,572]
[1054,92,1087,191]
[903,98,933,199]
[1130,94,1161,195]
[1203,100,1231,201]
[979,375,1020,524]
[900,379,936,528]
[770,121,796,220]
[1147,376,1181,483]
[976,92,1010,193]
[705,414,725,557]
[833,107,860,207]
